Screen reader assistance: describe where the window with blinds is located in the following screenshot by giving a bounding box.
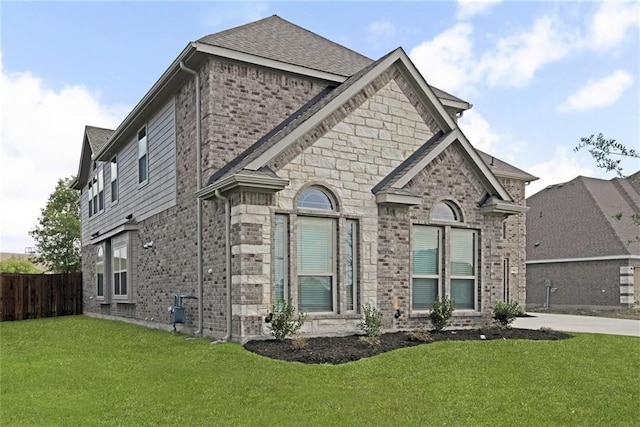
[450,229,476,309]
[411,222,478,312]
[297,217,335,312]
[412,226,440,310]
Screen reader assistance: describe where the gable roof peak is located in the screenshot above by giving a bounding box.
[197,15,373,77]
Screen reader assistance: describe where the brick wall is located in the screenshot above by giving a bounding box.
[527,259,636,308]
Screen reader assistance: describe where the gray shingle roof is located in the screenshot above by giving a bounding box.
[198,15,373,77]
[526,173,640,260]
[85,126,114,154]
[198,15,468,109]
[477,150,538,182]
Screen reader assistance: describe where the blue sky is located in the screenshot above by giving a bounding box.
[1,0,639,253]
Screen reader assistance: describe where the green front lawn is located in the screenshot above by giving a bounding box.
[1,316,638,426]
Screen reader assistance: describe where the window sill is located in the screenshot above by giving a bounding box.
[409,310,482,318]
[304,313,361,320]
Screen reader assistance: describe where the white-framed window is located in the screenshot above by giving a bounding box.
[96,245,105,300]
[274,186,359,314]
[111,157,118,203]
[274,214,288,308]
[137,127,148,185]
[112,241,128,299]
[297,216,336,312]
[411,200,478,312]
[412,226,440,310]
[88,166,104,217]
[345,219,358,312]
[450,229,476,309]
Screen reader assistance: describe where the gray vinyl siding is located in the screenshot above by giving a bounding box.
[81,99,176,244]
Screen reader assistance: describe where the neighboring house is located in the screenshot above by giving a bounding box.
[526,172,640,309]
[71,16,536,342]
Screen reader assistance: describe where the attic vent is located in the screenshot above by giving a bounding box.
[539,211,543,218]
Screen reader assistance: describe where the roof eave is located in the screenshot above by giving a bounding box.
[375,191,422,206]
[194,42,350,82]
[93,43,199,161]
[197,173,289,199]
[480,199,529,215]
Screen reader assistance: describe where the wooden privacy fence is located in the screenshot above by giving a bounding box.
[0,273,82,321]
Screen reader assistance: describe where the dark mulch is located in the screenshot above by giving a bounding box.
[244,328,572,365]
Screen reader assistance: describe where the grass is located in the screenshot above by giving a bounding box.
[1,316,638,426]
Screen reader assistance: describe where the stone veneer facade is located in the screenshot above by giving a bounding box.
[82,57,530,342]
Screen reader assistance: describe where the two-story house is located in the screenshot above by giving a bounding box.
[71,16,536,342]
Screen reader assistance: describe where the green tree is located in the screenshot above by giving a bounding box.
[0,257,42,274]
[575,134,639,245]
[29,177,81,273]
[574,133,639,177]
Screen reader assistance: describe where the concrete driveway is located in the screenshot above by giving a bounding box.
[513,313,640,337]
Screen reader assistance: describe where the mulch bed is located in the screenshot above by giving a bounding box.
[244,328,572,364]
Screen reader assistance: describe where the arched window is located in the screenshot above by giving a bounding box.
[273,186,357,314]
[431,201,461,222]
[297,187,334,210]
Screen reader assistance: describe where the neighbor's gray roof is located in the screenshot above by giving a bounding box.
[85,126,114,153]
[198,15,373,77]
[526,173,640,260]
[477,150,538,182]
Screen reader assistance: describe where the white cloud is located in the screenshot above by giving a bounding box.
[411,14,580,93]
[367,21,396,48]
[478,15,576,88]
[456,0,502,21]
[557,70,634,113]
[588,0,640,52]
[368,21,395,39]
[409,24,477,93]
[458,110,499,153]
[0,57,127,253]
[524,148,594,197]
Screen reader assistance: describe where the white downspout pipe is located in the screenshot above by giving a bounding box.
[179,61,204,336]
[214,189,232,341]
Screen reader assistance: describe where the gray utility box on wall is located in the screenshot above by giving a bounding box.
[169,294,197,330]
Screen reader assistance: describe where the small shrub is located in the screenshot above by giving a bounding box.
[429,297,455,332]
[291,336,309,350]
[267,300,307,341]
[359,303,383,337]
[407,324,433,342]
[359,335,381,347]
[493,300,521,327]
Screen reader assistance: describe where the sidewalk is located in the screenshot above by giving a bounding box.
[513,313,640,337]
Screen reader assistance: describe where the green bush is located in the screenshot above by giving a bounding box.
[0,257,41,274]
[359,303,383,337]
[429,297,455,331]
[492,301,521,327]
[266,300,307,341]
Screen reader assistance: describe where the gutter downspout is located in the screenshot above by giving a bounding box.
[179,61,204,336]
[214,189,232,341]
